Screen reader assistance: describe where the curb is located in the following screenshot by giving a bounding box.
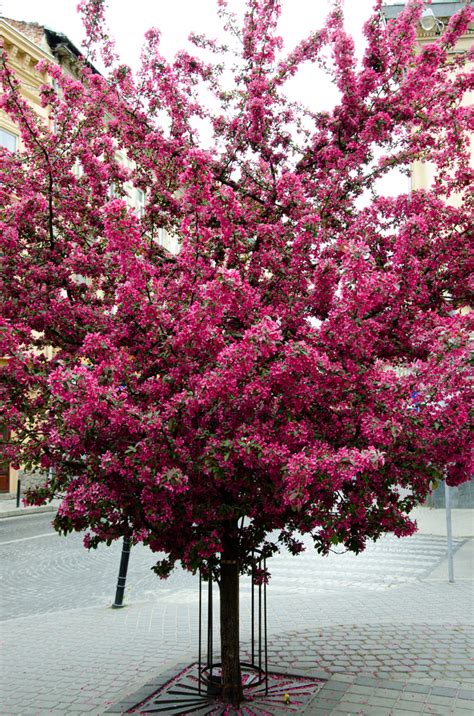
[0,505,57,519]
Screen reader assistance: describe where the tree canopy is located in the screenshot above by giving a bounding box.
[1,0,472,580]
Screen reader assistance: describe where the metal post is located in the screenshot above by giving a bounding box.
[16,479,21,508]
[112,536,132,608]
[198,572,202,695]
[251,553,255,666]
[445,481,454,583]
[264,557,268,695]
[207,576,213,674]
[206,575,222,696]
[258,559,262,675]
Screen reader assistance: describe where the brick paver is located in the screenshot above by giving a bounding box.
[1,576,473,714]
[1,519,472,715]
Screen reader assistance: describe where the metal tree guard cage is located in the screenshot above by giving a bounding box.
[116,548,325,715]
[198,550,268,697]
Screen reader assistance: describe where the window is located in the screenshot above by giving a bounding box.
[108,182,118,198]
[0,128,17,152]
[136,189,146,218]
[73,159,84,179]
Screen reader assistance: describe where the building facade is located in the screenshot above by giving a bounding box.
[0,17,177,492]
[383,1,473,202]
[383,1,473,508]
[0,19,58,492]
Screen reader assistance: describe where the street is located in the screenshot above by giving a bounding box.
[0,511,463,621]
[0,513,195,620]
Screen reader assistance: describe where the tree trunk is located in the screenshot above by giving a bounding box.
[219,531,244,706]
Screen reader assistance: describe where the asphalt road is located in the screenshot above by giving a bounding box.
[0,510,57,541]
[0,512,460,622]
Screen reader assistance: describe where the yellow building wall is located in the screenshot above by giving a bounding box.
[411,23,473,207]
[0,22,56,492]
[0,19,55,149]
[0,19,178,492]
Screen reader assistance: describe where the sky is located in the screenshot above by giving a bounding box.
[1,0,409,194]
[3,0,384,70]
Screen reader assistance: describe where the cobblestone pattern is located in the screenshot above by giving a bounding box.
[108,672,474,716]
[246,623,474,684]
[2,522,473,715]
[303,676,474,716]
[2,578,473,715]
[0,532,462,620]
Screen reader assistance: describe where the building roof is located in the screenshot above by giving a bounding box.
[2,18,46,46]
[382,2,468,20]
[1,17,99,73]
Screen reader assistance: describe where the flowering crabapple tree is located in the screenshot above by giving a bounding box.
[1,0,472,704]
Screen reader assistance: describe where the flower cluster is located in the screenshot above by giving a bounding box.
[0,0,472,577]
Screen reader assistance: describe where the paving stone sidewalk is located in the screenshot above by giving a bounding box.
[0,496,60,519]
[106,619,474,716]
[2,540,473,715]
[267,621,474,715]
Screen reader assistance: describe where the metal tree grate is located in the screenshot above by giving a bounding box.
[126,662,324,715]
